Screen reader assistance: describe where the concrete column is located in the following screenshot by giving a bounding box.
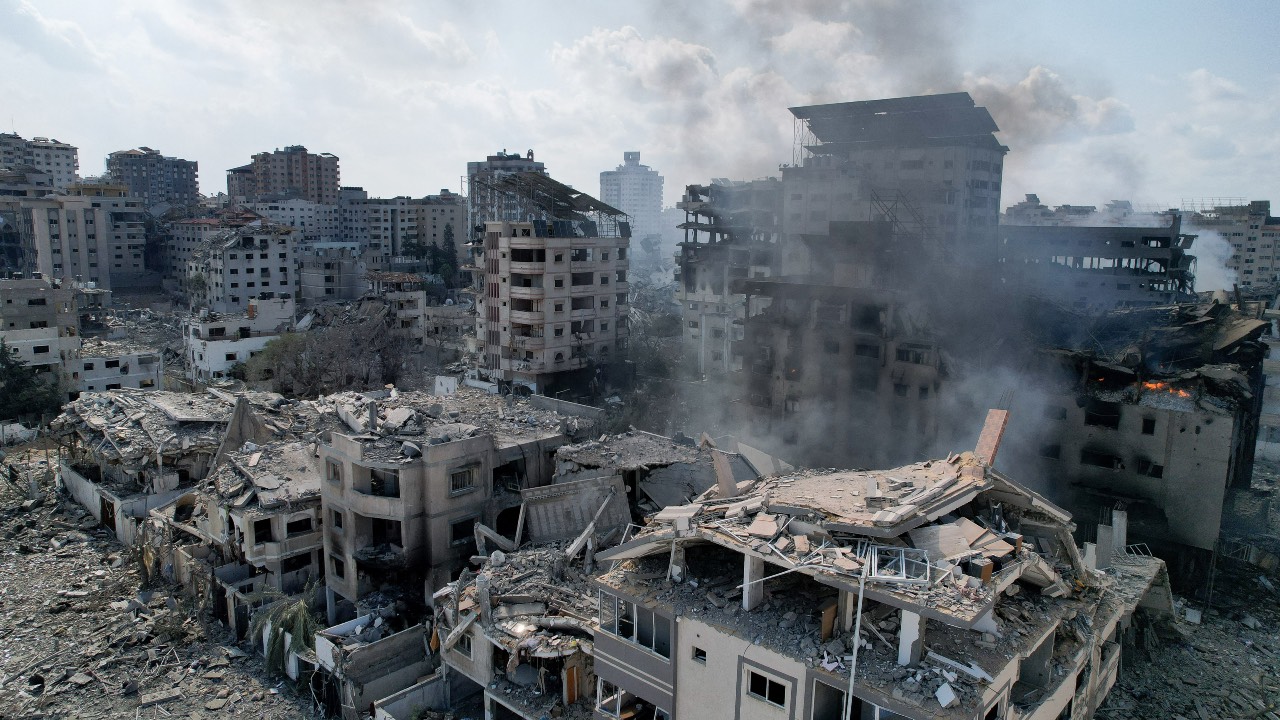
[898,609,926,666]
[838,589,856,631]
[325,586,338,626]
[1083,543,1098,572]
[743,554,764,611]
[1096,524,1114,570]
[1112,510,1128,549]
[477,573,492,626]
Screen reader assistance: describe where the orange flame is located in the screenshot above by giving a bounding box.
[1141,381,1190,398]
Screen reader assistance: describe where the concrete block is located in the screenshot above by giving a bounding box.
[936,682,958,708]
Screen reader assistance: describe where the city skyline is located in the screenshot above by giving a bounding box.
[3,0,1279,209]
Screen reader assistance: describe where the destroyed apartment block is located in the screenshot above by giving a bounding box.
[51,389,277,546]
[1015,298,1270,561]
[553,429,792,514]
[592,410,1173,720]
[318,386,601,622]
[430,544,604,720]
[145,419,330,637]
[315,610,439,720]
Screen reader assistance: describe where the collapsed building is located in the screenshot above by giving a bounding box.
[317,386,603,621]
[554,429,791,513]
[593,411,1172,720]
[1006,299,1270,567]
[675,179,783,375]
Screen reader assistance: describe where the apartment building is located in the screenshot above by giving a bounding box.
[676,179,782,374]
[475,171,631,394]
[1004,300,1268,559]
[997,216,1197,311]
[317,388,595,620]
[467,150,546,242]
[338,188,465,262]
[783,93,1007,262]
[227,145,340,205]
[70,338,162,394]
[105,147,200,207]
[600,151,665,242]
[244,197,339,242]
[64,184,149,288]
[0,133,79,188]
[182,296,295,382]
[1183,200,1280,288]
[166,209,262,288]
[298,246,367,302]
[186,224,297,314]
[2,194,112,290]
[593,413,1172,720]
[0,276,79,379]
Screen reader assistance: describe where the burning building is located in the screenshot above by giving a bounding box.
[1004,300,1269,564]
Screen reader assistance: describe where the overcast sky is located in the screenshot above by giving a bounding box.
[4,0,1278,210]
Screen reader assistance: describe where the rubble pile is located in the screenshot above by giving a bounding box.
[311,386,590,457]
[1100,558,1280,719]
[0,447,317,719]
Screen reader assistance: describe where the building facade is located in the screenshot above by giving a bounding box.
[244,198,339,243]
[600,152,664,242]
[227,146,340,205]
[105,147,200,207]
[477,179,631,394]
[187,224,297,314]
[0,133,79,188]
[182,296,296,382]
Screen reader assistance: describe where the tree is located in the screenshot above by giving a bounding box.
[440,223,458,287]
[0,339,62,421]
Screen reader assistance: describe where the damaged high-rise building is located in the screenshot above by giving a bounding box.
[470,169,632,395]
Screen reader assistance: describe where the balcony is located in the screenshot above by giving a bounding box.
[347,488,406,518]
[509,261,545,274]
[243,530,324,564]
[509,309,544,325]
[512,335,545,350]
[510,286,545,300]
[569,284,597,296]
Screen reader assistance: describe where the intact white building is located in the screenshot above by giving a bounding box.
[600,151,664,241]
[183,297,295,382]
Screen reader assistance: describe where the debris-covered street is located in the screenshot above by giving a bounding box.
[0,446,317,719]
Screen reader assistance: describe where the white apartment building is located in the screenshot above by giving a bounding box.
[0,133,79,188]
[182,296,295,382]
[167,210,263,287]
[600,151,664,241]
[245,198,339,243]
[1184,200,1280,287]
[187,224,297,314]
[338,188,465,263]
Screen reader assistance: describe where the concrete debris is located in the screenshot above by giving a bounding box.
[0,455,313,718]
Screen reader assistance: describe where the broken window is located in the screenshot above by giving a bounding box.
[286,517,313,537]
[331,509,344,529]
[253,518,274,544]
[692,647,707,663]
[369,468,400,498]
[450,468,476,494]
[854,343,879,358]
[1142,418,1156,435]
[1136,459,1165,478]
[1080,448,1124,470]
[326,460,342,484]
[598,590,670,658]
[331,554,345,579]
[450,517,477,546]
[1084,401,1121,429]
[280,553,310,574]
